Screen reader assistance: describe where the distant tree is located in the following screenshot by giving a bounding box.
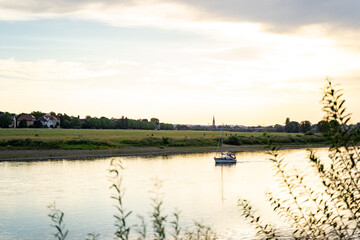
[100,117,115,129]
[62,120,70,128]
[151,118,160,125]
[285,121,299,133]
[80,119,88,129]
[192,125,206,131]
[128,119,156,130]
[145,121,157,129]
[49,111,56,116]
[33,120,43,128]
[87,118,101,129]
[58,114,71,128]
[31,111,46,119]
[127,119,137,129]
[160,123,174,130]
[317,120,329,133]
[299,120,312,133]
[176,125,190,130]
[124,117,129,129]
[141,119,148,122]
[114,116,130,129]
[70,117,81,128]
[0,112,13,128]
[18,119,28,128]
[16,113,27,118]
[115,117,124,129]
[273,124,285,132]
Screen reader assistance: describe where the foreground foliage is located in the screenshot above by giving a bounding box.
[238,80,360,239]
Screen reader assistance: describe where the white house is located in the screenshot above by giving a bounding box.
[38,114,60,128]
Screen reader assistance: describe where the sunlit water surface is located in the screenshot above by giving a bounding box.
[0,148,330,239]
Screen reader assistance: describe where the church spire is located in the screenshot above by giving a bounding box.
[212,115,215,127]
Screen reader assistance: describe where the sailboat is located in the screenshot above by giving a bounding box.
[214,131,237,164]
[214,152,237,164]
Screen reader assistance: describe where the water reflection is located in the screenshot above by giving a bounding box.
[215,163,236,205]
[0,148,329,240]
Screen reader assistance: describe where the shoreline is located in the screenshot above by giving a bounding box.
[0,144,328,162]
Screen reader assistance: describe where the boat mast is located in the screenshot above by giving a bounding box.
[216,123,224,156]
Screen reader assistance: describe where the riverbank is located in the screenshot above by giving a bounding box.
[0,129,328,161]
[0,144,327,161]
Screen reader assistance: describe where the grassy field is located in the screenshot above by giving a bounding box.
[0,128,308,140]
[0,128,325,150]
[0,128,224,142]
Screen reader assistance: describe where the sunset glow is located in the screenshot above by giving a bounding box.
[1,0,359,125]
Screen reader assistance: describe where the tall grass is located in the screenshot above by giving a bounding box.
[109,159,132,240]
[224,133,324,146]
[0,134,325,150]
[0,138,113,150]
[47,203,68,240]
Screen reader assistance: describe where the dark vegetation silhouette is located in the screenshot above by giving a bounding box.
[238,80,360,239]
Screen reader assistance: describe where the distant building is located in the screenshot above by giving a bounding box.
[11,116,16,128]
[38,114,60,128]
[212,116,216,127]
[17,114,36,127]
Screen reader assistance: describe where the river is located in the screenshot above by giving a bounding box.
[0,148,330,239]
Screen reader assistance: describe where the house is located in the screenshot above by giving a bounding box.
[38,114,60,128]
[16,114,36,127]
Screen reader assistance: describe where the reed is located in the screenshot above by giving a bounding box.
[47,203,69,240]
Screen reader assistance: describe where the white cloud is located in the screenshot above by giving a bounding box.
[0,58,119,82]
[1,0,360,124]
[1,0,360,31]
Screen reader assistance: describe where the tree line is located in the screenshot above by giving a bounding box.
[0,111,174,130]
[1,110,358,133]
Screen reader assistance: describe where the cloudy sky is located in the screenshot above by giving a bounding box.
[1,0,360,125]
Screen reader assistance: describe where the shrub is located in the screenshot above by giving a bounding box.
[224,135,241,145]
[238,80,360,239]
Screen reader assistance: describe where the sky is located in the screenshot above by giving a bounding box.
[0,0,360,126]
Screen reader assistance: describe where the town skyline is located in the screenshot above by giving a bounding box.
[2,110,353,130]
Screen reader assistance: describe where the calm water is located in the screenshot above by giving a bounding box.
[0,148,330,239]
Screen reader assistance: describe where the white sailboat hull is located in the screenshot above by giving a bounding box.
[214,157,237,164]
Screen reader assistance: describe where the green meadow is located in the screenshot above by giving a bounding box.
[0,128,325,150]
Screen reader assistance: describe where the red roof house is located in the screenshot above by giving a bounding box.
[16,114,36,127]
